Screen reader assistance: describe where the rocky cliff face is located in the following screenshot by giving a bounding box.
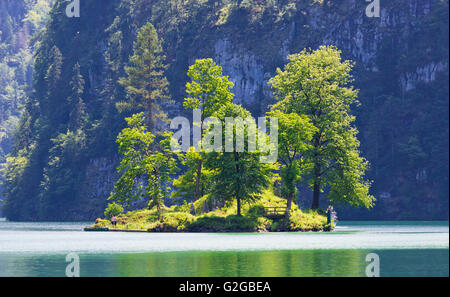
[214,38,267,107]
[3,0,448,220]
[203,0,446,113]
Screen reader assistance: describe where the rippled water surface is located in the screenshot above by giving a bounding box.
[0,221,448,276]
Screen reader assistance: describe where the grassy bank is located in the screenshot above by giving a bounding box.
[90,190,330,232]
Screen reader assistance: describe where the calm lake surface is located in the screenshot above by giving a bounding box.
[0,221,448,277]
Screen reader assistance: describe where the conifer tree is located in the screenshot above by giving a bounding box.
[43,46,62,117]
[118,22,169,135]
[68,63,86,130]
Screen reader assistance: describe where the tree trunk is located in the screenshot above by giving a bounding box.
[286,192,293,219]
[311,154,322,208]
[194,158,202,200]
[234,152,242,216]
[237,197,241,216]
[312,179,321,209]
[157,201,161,221]
[148,100,153,134]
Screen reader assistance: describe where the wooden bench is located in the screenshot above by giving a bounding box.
[263,207,287,219]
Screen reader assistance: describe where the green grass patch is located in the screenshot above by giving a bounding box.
[92,190,328,232]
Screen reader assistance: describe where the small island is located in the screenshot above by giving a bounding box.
[87,189,330,233]
[85,35,373,234]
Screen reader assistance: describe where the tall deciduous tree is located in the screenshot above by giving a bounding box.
[270,46,375,210]
[268,110,316,217]
[109,113,179,220]
[118,22,169,135]
[205,103,275,216]
[183,58,234,201]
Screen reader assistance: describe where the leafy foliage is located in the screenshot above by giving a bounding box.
[184,58,234,118]
[268,109,316,216]
[180,58,235,201]
[108,113,179,219]
[205,103,277,216]
[171,148,214,203]
[270,46,375,209]
[104,202,124,220]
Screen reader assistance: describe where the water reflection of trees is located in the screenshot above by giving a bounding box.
[109,250,367,277]
[3,249,448,276]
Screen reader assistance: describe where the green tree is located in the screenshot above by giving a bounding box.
[109,113,179,220]
[270,46,375,210]
[205,103,275,216]
[118,22,169,134]
[43,46,63,118]
[68,63,87,130]
[38,129,87,219]
[268,110,316,217]
[1,155,29,219]
[171,148,214,203]
[104,202,124,220]
[23,0,52,33]
[183,58,234,201]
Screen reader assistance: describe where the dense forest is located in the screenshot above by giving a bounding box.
[0,0,448,221]
[0,0,53,216]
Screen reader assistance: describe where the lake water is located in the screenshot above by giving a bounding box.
[0,221,448,277]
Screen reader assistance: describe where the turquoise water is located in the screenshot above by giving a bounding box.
[0,221,448,277]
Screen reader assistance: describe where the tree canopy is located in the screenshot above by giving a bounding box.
[205,103,276,216]
[182,58,235,200]
[109,113,179,219]
[268,109,316,216]
[118,22,169,134]
[270,46,375,209]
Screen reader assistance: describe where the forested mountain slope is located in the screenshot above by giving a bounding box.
[0,0,52,215]
[2,0,448,221]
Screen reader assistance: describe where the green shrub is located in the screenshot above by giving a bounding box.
[271,221,279,231]
[117,216,128,225]
[288,209,327,231]
[104,202,124,220]
[247,205,264,217]
[174,200,192,213]
[187,214,261,232]
[193,195,209,214]
[161,212,195,231]
[93,218,110,228]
